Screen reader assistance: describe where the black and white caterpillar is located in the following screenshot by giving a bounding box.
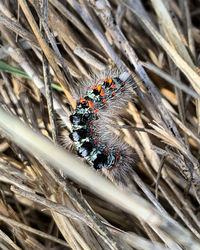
[69,71,135,180]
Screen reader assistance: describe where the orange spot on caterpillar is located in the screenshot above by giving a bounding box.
[94,109,98,113]
[92,85,97,90]
[97,85,102,92]
[110,83,115,89]
[108,165,117,171]
[88,101,94,109]
[100,89,104,96]
[104,147,109,153]
[89,120,93,126]
[94,140,98,145]
[112,91,116,96]
[115,152,120,164]
[90,130,94,136]
[103,98,107,103]
[79,98,86,103]
[104,78,108,82]
[108,78,112,84]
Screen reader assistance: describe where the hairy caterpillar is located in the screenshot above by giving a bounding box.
[69,71,135,181]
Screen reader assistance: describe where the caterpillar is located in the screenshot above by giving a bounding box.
[69,71,135,181]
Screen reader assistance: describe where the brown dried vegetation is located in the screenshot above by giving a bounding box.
[0,0,200,249]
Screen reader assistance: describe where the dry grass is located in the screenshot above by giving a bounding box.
[0,0,200,249]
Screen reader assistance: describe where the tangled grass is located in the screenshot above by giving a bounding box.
[0,0,200,249]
